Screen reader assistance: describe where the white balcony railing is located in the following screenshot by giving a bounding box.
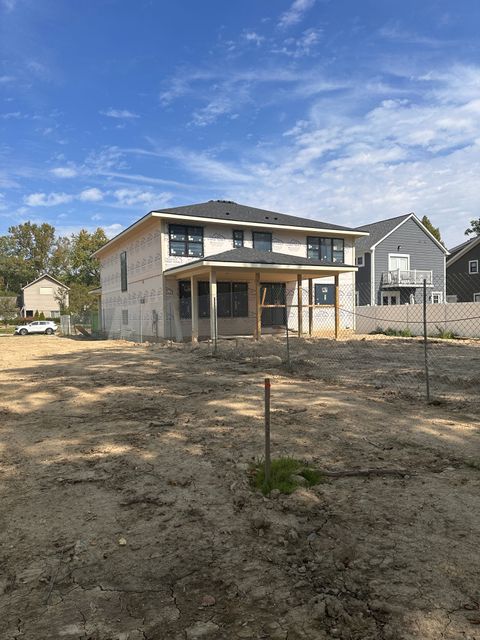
[381,269,433,287]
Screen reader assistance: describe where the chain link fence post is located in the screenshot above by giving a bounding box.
[423,279,431,402]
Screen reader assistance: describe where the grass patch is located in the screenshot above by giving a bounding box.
[251,457,324,495]
[434,326,457,340]
[371,326,415,337]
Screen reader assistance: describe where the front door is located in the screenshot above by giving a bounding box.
[261,283,286,326]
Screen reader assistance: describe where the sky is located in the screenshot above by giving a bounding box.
[1,0,480,247]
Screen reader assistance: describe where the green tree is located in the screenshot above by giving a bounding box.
[69,228,108,287]
[465,218,480,236]
[421,215,443,244]
[0,297,18,324]
[0,222,67,292]
[66,282,98,315]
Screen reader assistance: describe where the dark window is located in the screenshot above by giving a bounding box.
[169,225,203,257]
[218,282,232,317]
[198,281,210,318]
[233,230,244,248]
[120,251,128,291]
[122,309,128,325]
[253,232,272,252]
[179,281,191,319]
[307,237,344,263]
[314,284,335,305]
[232,282,248,317]
[217,282,249,317]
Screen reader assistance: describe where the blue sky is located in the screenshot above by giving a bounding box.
[1,0,480,246]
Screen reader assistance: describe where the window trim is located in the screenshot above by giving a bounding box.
[474,292,480,302]
[307,236,345,263]
[169,224,204,258]
[357,255,364,267]
[468,259,479,275]
[388,253,410,271]
[120,251,128,292]
[431,291,443,304]
[233,229,244,248]
[252,231,272,252]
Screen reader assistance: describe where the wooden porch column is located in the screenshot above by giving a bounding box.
[334,274,340,340]
[297,274,303,337]
[254,272,261,340]
[209,269,217,342]
[308,278,313,336]
[190,275,198,343]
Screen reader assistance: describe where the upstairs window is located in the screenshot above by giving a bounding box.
[169,224,204,257]
[252,232,272,252]
[469,260,479,275]
[233,230,244,248]
[307,237,344,263]
[120,251,128,292]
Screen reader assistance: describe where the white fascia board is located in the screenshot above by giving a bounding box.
[446,235,480,267]
[22,273,70,290]
[370,213,449,254]
[91,212,154,257]
[92,210,369,258]
[151,212,368,237]
[164,261,357,277]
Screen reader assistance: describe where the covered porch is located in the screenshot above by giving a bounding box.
[163,248,357,342]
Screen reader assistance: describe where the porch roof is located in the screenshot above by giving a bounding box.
[164,247,356,279]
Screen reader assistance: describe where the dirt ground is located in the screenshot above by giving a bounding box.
[0,335,479,640]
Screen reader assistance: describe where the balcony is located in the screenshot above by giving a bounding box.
[381,269,433,287]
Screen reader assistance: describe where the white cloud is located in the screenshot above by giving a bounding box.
[243,31,265,46]
[24,192,73,207]
[273,28,322,58]
[159,64,480,246]
[79,187,104,202]
[113,188,172,208]
[100,108,140,119]
[1,0,17,11]
[0,75,15,83]
[278,0,316,29]
[0,112,22,119]
[51,166,78,178]
[104,223,124,238]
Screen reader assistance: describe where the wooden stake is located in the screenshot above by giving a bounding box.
[264,378,271,484]
[255,272,261,340]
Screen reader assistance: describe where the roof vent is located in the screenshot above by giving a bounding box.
[225,212,230,215]
[216,199,236,204]
[265,216,269,219]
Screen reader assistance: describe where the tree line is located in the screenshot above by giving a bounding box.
[0,222,107,316]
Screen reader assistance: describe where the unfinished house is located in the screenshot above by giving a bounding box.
[93,201,367,341]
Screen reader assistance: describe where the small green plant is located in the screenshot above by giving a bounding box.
[251,457,324,495]
[435,327,457,339]
[371,326,414,337]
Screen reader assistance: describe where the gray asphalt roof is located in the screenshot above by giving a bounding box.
[448,236,475,256]
[355,214,412,253]
[153,200,359,232]
[164,247,354,273]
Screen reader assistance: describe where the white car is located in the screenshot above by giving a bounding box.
[15,320,58,336]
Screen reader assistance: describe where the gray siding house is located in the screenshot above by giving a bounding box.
[355,213,448,306]
[446,235,480,302]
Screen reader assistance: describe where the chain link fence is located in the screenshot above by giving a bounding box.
[206,272,480,408]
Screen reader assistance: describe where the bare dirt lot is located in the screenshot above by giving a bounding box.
[0,335,479,640]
